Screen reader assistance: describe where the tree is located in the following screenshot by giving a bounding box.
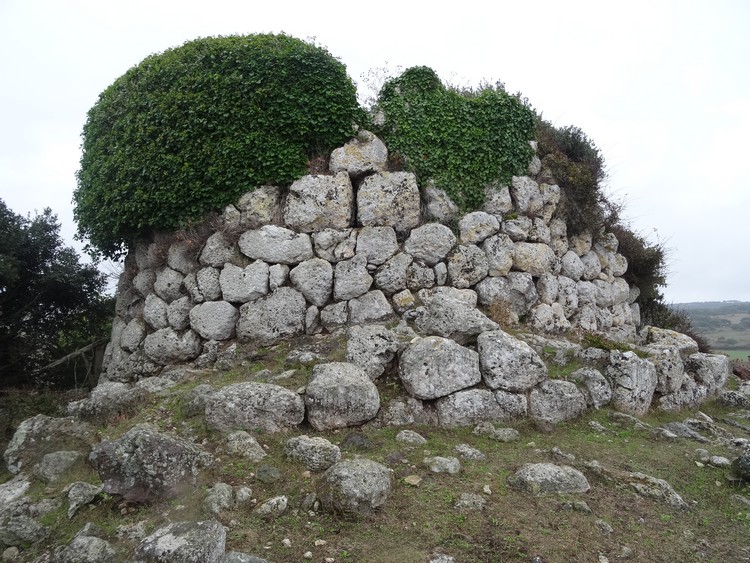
[0,200,110,387]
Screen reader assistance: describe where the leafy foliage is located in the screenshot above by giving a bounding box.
[75,34,363,259]
[0,200,111,387]
[373,66,535,210]
[535,119,608,236]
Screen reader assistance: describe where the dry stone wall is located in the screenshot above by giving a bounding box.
[99,130,730,428]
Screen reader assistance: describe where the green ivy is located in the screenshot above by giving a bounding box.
[373,66,535,211]
[74,34,363,259]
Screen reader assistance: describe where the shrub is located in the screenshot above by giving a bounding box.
[374,66,535,211]
[75,34,363,259]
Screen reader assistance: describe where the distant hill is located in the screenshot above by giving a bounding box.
[674,301,750,354]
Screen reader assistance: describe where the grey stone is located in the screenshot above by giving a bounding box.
[584,461,688,509]
[476,272,538,322]
[285,435,341,472]
[189,301,238,341]
[167,296,193,330]
[0,501,49,546]
[317,458,392,516]
[268,263,289,291]
[67,482,103,519]
[510,176,544,215]
[204,483,234,515]
[154,267,184,303]
[557,275,579,317]
[424,456,461,474]
[560,251,584,281]
[205,383,305,433]
[536,273,559,304]
[284,172,354,232]
[570,367,612,408]
[255,495,288,517]
[414,295,498,344]
[483,183,513,215]
[144,328,202,365]
[132,269,156,298]
[580,251,602,281]
[434,262,448,285]
[329,130,388,177]
[54,535,117,563]
[423,182,459,222]
[396,430,428,445]
[90,424,213,502]
[459,212,500,244]
[501,216,532,241]
[608,351,658,416]
[732,447,750,481]
[404,223,457,266]
[529,380,587,425]
[121,318,146,352]
[478,330,548,392]
[196,267,222,301]
[454,443,485,461]
[200,233,241,268]
[406,260,436,290]
[182,384,215,417]
[527,303,572,334]
[144,293,169,329]
[311,229,357,263]
[399,336,481,400]
[392,289,417,314]
[356,226,399,265]
[305,363,380,431]
[348,290,395,325]
[508,463,590,494]
[239,225,313,265]
[346,325,399,380]
[305,305,321,335]
[133,520,226,563]
[645,346,685,395]
[219,262,269,303]
[32,451,83,483]
[482,233,515,277]
[225,431,267,462]
[221,553,269,563]
[447,245,489,288]
[237,287,306,345]
[334,255,372,300]
[357,172,421,233]
[236,185,282,228]
[492,390,529,421]
[374,252,412,295]
[684,352,730,394]
[67,381,149,423]
[528,218,551,243]
[435,389,513,427]
[290,258,333,307]
[417,286,478,307]
[455,492,486,510]
[569,232,593,257]
[321,301,349,331]
[167,241,199,275]
[513,242,557,277]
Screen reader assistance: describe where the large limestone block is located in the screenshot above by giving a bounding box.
[447,245,489,289]
[645,346,685,395]
[404,223,457,266]
[196,267,222,301]
[414,295,498,344]
[423,182,459,222]
[121,318,146,352]
[560,250,585,281]
[513,242,557,277]
[144,328,202,365]
[399,336,481,400]
[334,255,373,301]
[374,252,412,295]
[436,389,512,427]
[133,520,226,563]
[478,330,548,392]
[329,130,388,177]
[205,382,305,433]
[283,172,354,232]
[219,261,269,303]
[346,324,399,380]
[570,367,612,408]
[290,258,333,307]
[239,225,313,265]
[529,380,587,425]
[640,326,699,358]
[501,216,532,242]
[510,176,544,215]
[236,185,283,228]
[357,172,421,233]
[167,296,192,331]
[236,288,306,346]
[167,241,199,275]
[143,294,169,330]
[356,226,399,265]
[311,228,357,263]
[684,352,730,394]
[154,267,184,303]
[482,233,515,277]
[317,458,392,516]
[305,363,380,431]
[476,272,538,321]
[67,381,149,423]
[459,211,500,244]
[348,291,396,326]
[285,435,341,472]
[483,183,513,215]
[508,463,590,494]
[199,232,241,268]
[580,251,602,280]
[607,351,658,416]
[189,301,239,341]
[90,424,213,502]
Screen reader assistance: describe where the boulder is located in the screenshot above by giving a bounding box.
[204,482,234,515]
[289,258,334,307]
[133,520,226,563]
[684,352,730,394]
[67,481,102,519]
[144,294,169,329]
[645,346,685,395]
[459,211,500,244]
[90,424,213,502]
[476,272,538,321]
[132,269,156,298]
[346,324,399,380]
[607,351,658,416]
[54,535,117,563]
[32,451,84,483]
[478,330,548,392]
[236,185,283,228]
[120,318,146,352]
[68,381,150,424]
[4,415,97,474]
[569,367,612,408]
[424,456,461,474]
[285,435,341,472]
[357,172,421,233]
[196,267,222,301]
[435,389,514,428]
[219,262,269,303]
[144,328,202,364]
[189,301,239,341]
[205,383,305,433]
[374,252,413,295]
[305,363,380,430]
[406,261,436,290]
[414,295,498,344]
[167,241,199,275]
[501,217,532,241]
[334,255,373,301]
[225,431,267,462]
[529,380,587,425]
[584,461,688,509]
[167,296,192,331]
[508,463,590,494]
[200,233,241,268]
[239,225,313,265]
[580,251,601,280]
[396,430,428,445]
[510,176,544,215]
[482,233,515,277]
[283,172,354,232]
[317,458,392,516]
[423,182,459,222]
[311,229,357,263]
[329,130,388,177]
[417,286,477,308]
[355,226,399,266]
[404,223,457,266]
[399,336,481,400]
[513,242,557,277]
[560,250,584,281]
[154,267,185,303]
[348,290,395,325]
[447,245,489,289]
[236,288,306,345]
[732,447,750,481]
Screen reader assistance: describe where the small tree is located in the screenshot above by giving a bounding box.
[0,200,110,387]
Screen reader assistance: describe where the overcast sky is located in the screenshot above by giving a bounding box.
[1,0,747,303]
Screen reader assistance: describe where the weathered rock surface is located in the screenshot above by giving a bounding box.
[133,520,226,563]
[608,351,658,416]
[435,389,514,427]
[144,328,202,365]
[290,258,334,307]
[329,130,388,177]
[236,288,306,345]
[529,380,587,425]
[239,225,313,265]
[478,330,548,392]
[415,296,498,344]
[205,383,305,433]
[285,435,341,472]
[283,172,353,232]
[54,534,117,563]
[317,458,392,516]
[508,463,590,494]
[68,381,149,423]
[585,460,689,509]
[90,424,213,502]
[218,262,269,304]
[305,363,380,430]
[404,223,457,266]
[346,324,399,380]
[357,172,421,233]
[189,301,239,341]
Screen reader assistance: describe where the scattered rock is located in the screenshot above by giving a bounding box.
[204,483,234,515]
[454,492,486,511]
[317,458,392,516]
[305,363,380,431]
[285,436,341,472]
[396,430,427,445]
[255,496,288,517]
[54,535,117,563]
[424,456,461,474]
[454,443,485,461]
[508,463,590,494]
[205,382,305,433]
[67,482,102,519]
[133,520,226,563]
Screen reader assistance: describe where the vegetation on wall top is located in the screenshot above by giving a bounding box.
[74,33,363,259]
[373,66,536,211]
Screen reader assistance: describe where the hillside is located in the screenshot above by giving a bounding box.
[675,302,750,358]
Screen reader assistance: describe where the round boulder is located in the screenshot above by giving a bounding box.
[317,458,392,516]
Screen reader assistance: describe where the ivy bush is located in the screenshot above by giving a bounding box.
[75,34,363,259]
[373,66,535,210]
